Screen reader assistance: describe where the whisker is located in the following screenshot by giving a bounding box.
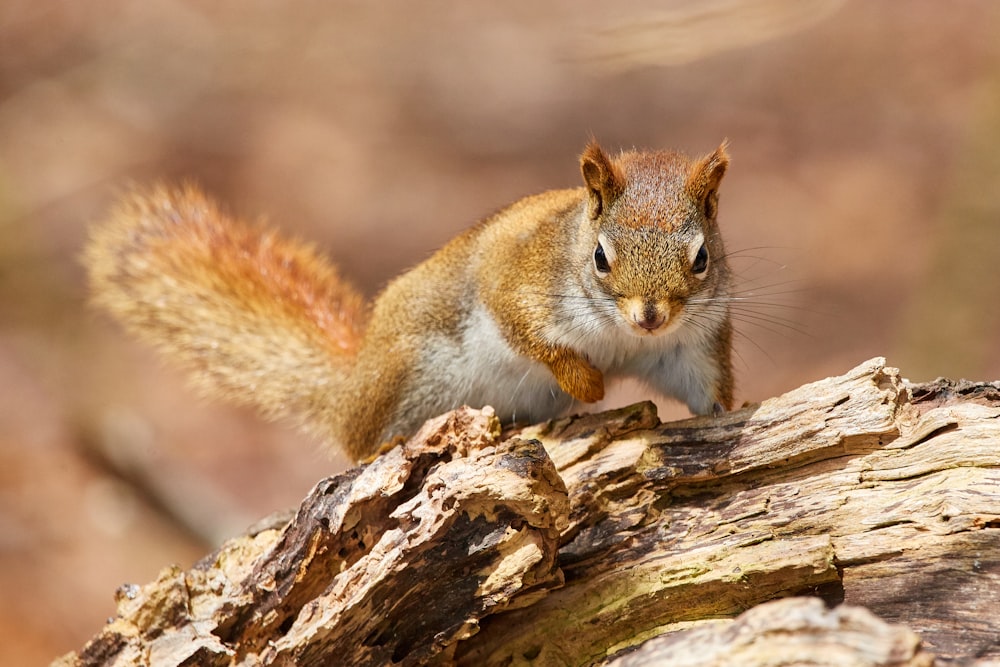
[723,306,808,328]
[694,301,809,334]
[726,281,809,297]
[730,327,776,365]
[510,368,533,423]
[720,244,796,257]
[731,317,810,339]
[722,299,814,313]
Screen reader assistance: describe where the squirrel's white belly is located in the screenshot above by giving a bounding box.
[410,303,719,430]
[425,304,572,424]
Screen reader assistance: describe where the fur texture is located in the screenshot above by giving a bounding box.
[87,143,734,461]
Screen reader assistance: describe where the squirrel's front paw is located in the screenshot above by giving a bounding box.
[551,353,605,403]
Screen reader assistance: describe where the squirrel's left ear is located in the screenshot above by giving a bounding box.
[581,141,624,219]
[687,140,730,220]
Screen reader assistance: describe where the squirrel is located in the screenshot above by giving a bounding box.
[85,140,734,462]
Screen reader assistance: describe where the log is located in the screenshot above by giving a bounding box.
[54,358,1000,666]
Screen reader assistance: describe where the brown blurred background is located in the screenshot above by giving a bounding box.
[2,0,999,663]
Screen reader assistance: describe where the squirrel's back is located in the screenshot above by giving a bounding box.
[85,185,367,440]
[330,188,587,448]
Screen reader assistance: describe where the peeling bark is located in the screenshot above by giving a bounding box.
[54,359,1000,666]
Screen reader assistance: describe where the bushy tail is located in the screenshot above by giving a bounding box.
[85,184,367,441]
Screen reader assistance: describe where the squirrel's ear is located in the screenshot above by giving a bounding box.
[687,140,730,220]
[580,141,624,219]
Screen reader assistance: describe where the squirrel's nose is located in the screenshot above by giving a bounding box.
[634,313,665,331]
[629,301,666,331]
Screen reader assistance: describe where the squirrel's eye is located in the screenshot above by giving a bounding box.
[691,243,709,276]
[594,242,611,274]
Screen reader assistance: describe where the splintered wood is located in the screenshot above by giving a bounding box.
[55,358,1000,666]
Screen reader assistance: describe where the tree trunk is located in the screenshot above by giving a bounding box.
[54,358,1000,666]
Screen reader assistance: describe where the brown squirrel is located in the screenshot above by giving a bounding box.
[86,140,734,462]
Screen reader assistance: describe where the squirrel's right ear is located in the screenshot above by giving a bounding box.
[580,141,624,219]
[687,140,730,220]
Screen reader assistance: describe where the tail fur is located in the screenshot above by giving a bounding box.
[85,184,367,441]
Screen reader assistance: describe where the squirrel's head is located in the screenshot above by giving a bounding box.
[579,140,730,337]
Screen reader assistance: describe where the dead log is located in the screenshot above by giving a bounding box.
[54,358,1000,666]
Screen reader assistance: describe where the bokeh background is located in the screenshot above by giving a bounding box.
[2,0,999,662]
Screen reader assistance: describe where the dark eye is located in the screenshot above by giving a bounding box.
[691,243,709,275]
[594,242,611,274]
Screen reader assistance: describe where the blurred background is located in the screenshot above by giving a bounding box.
[2,0,999,662]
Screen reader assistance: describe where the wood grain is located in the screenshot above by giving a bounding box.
[55,359,1000,666]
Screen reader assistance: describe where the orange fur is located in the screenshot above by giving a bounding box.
[87,141,734,461]
[86,185,366,438]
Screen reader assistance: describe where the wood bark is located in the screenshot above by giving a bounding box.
[54,358,1000,666]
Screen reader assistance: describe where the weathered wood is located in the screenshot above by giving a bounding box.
[54,358,1000,666]
[605,597,934,667]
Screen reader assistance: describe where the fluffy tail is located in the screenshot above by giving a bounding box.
[85,184,367,442]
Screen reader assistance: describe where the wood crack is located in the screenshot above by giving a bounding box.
[56,359,1000,666]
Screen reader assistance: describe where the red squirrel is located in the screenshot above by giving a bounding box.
[86,141,734,461]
